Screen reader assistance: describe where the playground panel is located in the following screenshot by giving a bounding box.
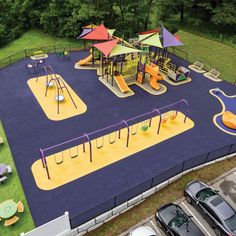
[27,75,87,121]
[32,112,194,190]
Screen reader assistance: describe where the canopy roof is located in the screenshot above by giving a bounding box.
[83,24,98,29]
[82,24,112,41]
[109,44,140,57]
[107,29,116,36]
[138,28,160,35]
[93,39,119,57]
[162,28,183,47]
[77,28,93,39]
[138,32,162,48]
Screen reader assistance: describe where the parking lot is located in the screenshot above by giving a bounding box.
[120,168,236,236]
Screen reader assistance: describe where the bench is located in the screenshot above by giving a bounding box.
[4,216,19,226]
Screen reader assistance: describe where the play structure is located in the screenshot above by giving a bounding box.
[167,66,190,82]
[30,50,48,60]
[43,65,77,114]
[27,65,87,120]
[25,58,45,74]
[74,23,189,97]
[210,88,236,135]
[56,50,70,61]
[32,99,193,190]
[137,62,164,90]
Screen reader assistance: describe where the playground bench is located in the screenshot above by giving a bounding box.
[17,201,24,213]
[209,69,220,78]
[4,216,19,226]
[188,61,205,73]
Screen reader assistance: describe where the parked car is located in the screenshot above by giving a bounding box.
[129,226,157,236]
[184,180,236,236]
[155,203,204,235]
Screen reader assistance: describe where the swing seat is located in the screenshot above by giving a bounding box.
[141,125,149,131]
[170,112,177,120]
[161,117,168,124]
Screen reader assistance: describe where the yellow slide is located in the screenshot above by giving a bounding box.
[78,54,92,66]
[114,72,131,93]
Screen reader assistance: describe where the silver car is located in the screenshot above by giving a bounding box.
[129,226,157,236]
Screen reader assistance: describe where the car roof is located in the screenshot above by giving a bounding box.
[130,226,157,236]
[206,195,235,220]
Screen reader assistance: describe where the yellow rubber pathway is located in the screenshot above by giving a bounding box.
[32,112,194,190]
[28,75,87,121]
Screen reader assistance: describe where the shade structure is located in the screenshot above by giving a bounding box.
[107,29,116,36]
[109,44,140,57]
[162,27,184,48]
[138,28,160,35]
[84,24,98,29]
[82,24,112,41]
[77,28,93,39]
[93,39,119,57]
[138,32,163,48]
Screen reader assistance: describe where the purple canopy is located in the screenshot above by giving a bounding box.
[162,28,184,48]
[77,28,93,39]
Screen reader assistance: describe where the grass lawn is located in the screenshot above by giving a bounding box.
[176,30,236,83]
[0,121,35,236]
[0,29,82,60]
[88,156,236,236]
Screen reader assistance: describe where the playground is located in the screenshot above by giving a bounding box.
[1,24,236,229]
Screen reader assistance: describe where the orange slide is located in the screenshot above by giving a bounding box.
[145,63,163,90]
[78,54,92,66]
[114,72,131,93]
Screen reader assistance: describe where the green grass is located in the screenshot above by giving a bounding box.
[176,30,236,83]
[0,29,82,60]
[88,157,236,236]
[0,121,35,236]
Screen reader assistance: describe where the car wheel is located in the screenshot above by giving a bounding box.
[213,228,222,236]
[186,194,192,204]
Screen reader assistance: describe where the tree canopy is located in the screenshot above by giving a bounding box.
[0,0,235,47]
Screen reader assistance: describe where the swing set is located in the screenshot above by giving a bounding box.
[39,99,190,180]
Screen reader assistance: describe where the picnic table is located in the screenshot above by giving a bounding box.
[0,199,17,219]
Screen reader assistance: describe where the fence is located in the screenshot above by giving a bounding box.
[21,212,71,236]
[70,142,236,228]
[0,43,91,69]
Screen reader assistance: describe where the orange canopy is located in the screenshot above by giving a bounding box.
[82,24,112,41]
[93,39,119,57]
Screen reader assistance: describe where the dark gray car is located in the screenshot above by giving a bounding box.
[184,180,236,236]
[155,203,204,236]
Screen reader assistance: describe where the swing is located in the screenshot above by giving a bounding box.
[54,152,64,164]
[161,114,168,124]
[170,111,177,120]
[140,120,149,131]
[96,136,104,149]
[69,146,78,158]
[131,124,138,135]
[109,132,117,144]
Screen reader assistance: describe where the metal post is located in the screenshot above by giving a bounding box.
[83,133,92,162]
[40,148,50,180]
[121,120,130,147]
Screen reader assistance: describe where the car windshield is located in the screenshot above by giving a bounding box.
[169,214,188,229]
[225,213,236,232]
[196,188,216,201]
